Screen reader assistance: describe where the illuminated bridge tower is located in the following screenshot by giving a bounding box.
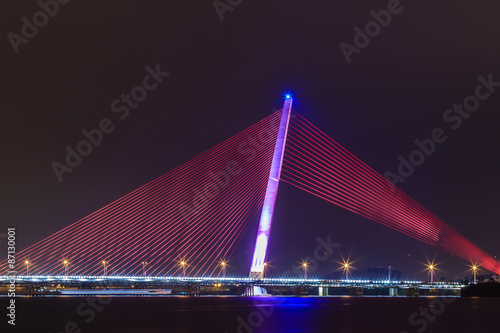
[249,96,293,279]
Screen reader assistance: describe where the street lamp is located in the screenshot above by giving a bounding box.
[263,262,268,278]
[142,262,148,277]
[472,265,478,284]
[342,261,351,281]
[428,264,435,283]
[302,262,308,279]
[180,261,187,277]
[63,259,69,276]
[220,261,227,278]
[102,260,107,276]
[25,260,30,276]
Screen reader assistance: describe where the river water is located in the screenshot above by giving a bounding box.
[5,296,499,333]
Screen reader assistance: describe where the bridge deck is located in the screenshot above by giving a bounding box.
[0,275,465,290]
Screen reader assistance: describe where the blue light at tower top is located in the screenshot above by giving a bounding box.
[283,91,294,100]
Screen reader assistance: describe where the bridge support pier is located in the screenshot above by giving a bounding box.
[406,287,420,297]
[293,285,309,297]
[318,286,328,296]
[389,287,398,296]
[183,285,200,297]
[238,285,254,297]
[349,287,363,297]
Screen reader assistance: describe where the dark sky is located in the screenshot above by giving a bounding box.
[2,0,500,280]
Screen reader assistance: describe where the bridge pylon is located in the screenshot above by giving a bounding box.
[249,96,293,279]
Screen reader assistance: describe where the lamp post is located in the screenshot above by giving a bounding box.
[181,261,186,277]
[142,261,148,277]
[63,259,69,276]
[472,265,478,284]
[102,261,107,276]
[343,262,350,281]
[428,264,435,283]
[302,262,308,280]
[25,260,30,276]
[221,261,227,278]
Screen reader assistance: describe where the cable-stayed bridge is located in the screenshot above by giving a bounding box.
[2,97,499,281]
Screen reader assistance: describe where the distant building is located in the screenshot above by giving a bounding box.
[465,274,500,283]
[358,267,402,281]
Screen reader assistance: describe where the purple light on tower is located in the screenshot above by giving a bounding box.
[249,96,293,279]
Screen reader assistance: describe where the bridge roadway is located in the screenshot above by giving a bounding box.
[1,275,465,291]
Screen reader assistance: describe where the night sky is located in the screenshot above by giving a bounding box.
[2,0,500,280]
